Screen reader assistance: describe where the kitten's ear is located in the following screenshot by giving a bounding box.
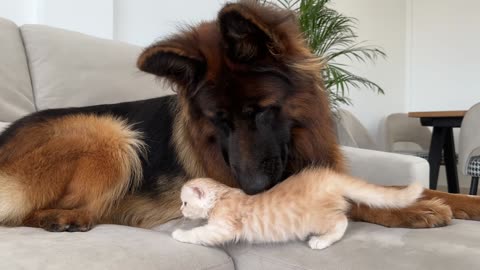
[191,186,205,199]
[137,35,206,87]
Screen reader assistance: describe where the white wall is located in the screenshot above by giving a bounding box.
[407,0,480,112]
[37,0,114,39]
[0,0,37,25]
[114,0,224,46]
[332,0,407,149]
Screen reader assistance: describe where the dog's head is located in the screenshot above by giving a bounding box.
[138,1,339,194]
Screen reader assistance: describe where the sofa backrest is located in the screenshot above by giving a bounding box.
[20,25,173,111]
[0,18,36,122]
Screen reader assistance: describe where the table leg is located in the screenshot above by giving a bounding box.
[428,127,446,190]
[443,128,460,193]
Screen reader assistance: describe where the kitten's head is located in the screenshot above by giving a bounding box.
[180,178,228,219]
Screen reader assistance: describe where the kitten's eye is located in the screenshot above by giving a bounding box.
[183,202,187,206]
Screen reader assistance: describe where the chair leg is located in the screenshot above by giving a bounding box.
[469,177,479,195]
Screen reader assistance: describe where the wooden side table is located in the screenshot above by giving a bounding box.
[408,111,466,193]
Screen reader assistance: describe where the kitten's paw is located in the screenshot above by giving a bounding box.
[308,237,332,250]
[172,229,188,242]
[172,229,195,244]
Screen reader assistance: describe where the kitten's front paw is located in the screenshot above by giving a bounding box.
[172,229,194,244]
[308,237,332,250]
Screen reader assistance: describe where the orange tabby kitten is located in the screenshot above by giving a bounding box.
[172,168,423,250]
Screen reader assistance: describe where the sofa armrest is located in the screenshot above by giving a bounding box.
[341,146,429,187]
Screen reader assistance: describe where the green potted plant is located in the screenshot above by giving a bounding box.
[261,0,386,110]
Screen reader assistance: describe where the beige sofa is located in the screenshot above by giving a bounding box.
[1,17,479,270]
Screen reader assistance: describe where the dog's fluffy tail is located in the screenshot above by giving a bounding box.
[340,175,424,209]
[0,173,32,226]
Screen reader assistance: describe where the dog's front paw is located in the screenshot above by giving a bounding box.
[172,229,194,244]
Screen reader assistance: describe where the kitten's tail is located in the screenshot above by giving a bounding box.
[340,175,424,208]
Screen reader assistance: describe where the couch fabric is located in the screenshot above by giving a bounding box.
[1,17,478,270]
[2,219,479,270]
[224,220,480,270]
[20,24,173,111]
[0,18,36,122]
[0,225,233,270]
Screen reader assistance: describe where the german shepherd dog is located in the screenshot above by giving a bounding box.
[0,1,478,232]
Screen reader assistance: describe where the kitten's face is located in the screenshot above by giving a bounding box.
[180,179,218,220]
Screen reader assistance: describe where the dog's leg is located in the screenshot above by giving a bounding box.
[23,209,93,232]
[349,197,453,228]
[421,189,480,220]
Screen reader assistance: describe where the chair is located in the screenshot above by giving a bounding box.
[459,102,480,195]
[385,113,432,158]
[334,109,377,150]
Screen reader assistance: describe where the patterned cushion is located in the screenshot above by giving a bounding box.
[395,151,428,158]
[467,156,480,177]
[395,151,458,165]
[413,151,429,160]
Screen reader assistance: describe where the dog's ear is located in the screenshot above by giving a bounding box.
[218,3,283,63]
[137,36,206,86]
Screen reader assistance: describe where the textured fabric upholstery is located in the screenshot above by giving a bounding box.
[0,225,234,270]
[20,25,173,110]
[459,102,480,175]
[224,220,480,270]
[335,109,377,150]
[0,18,36,122]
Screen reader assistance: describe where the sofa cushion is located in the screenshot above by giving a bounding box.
[224,220,480,270]
[0,122,10,133]
[341,146,429,187]
[20,25,173,111]
[0,225,233,270]
[0,18,36,122]
[467,156,480,177]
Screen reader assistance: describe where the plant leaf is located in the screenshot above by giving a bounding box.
[260,0,386,110]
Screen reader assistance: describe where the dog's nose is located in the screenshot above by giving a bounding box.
[242,175,270,195]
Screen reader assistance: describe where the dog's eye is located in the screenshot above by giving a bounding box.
[216,110,228,120]
[211,111,232,135]
[242,107,256,118]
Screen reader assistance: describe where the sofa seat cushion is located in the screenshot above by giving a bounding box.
[20,25,173,111]
[0,225,233,270]
[224,220,480,270]
[467,156,480,177]
[0,18,36,122]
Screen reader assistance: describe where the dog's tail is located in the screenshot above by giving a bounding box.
[340,174,424,209]
[0,173,32,226]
